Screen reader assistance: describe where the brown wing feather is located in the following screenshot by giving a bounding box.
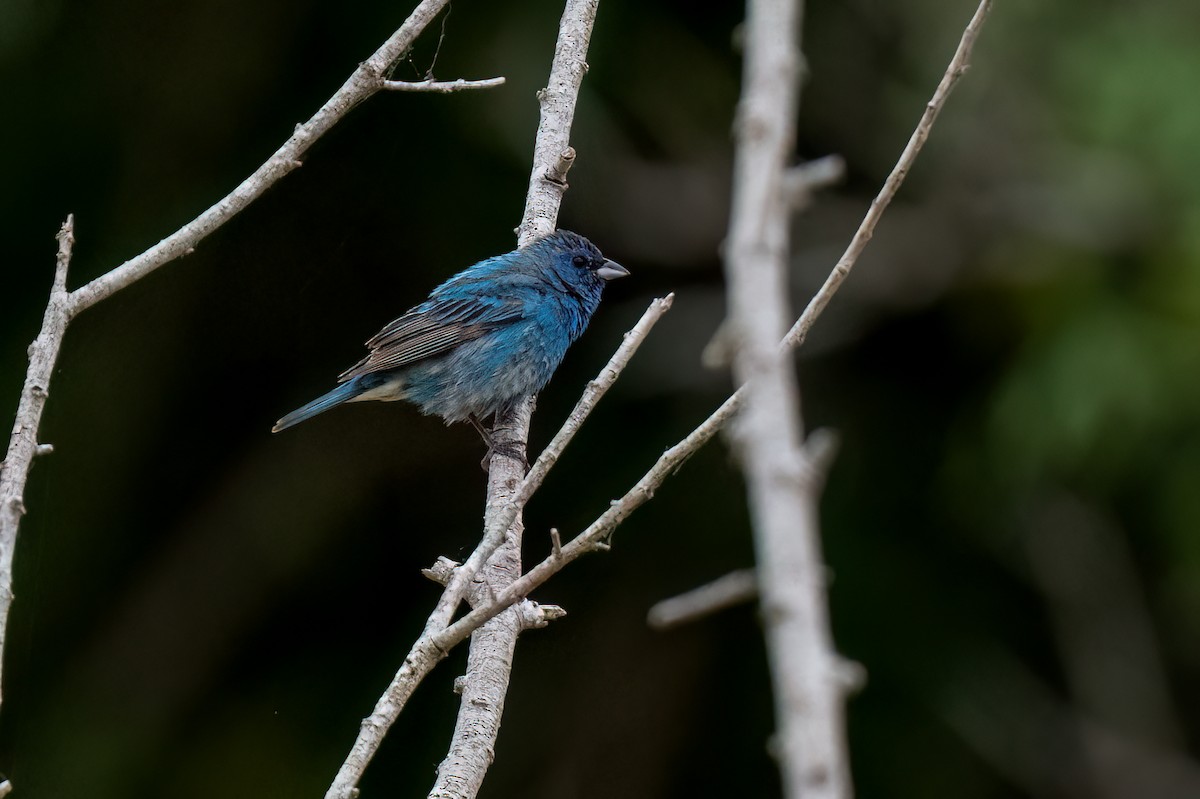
[337,298,524,383]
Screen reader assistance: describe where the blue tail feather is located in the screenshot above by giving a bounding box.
[272,380,366,432]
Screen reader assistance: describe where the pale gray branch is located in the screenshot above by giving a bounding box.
[783,0,993,350]
[0,215,74,714]
[647,569,759,630]
[725,0,851,792]
[68,0,455,315]
[381,77,506,92]
[516,0,598,245]
[783,154,846,207]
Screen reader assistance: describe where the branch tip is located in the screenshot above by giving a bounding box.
[422,556,460,586]
[784,154,846,207]
[802,427,840,477]
[517,600,566,630]
[647,569,759,630]
[832,657,868,694]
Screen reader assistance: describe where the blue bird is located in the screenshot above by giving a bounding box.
[272,230,629,455]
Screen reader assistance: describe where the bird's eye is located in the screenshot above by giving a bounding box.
[572,255,588,267]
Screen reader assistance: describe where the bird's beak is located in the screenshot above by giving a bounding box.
[597,259,630,281]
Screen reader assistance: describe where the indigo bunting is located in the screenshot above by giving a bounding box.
[272,230,629,447]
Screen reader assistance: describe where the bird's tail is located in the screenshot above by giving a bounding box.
[272,380,365,433]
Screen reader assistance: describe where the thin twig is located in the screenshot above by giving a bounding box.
[783,0,993,350]
[647,569,759,630]
[68,0,458,314]
[783,154,846,207]
[0,215,74,712]
[381,77,506,92]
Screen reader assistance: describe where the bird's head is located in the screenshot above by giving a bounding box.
[534,230,630,288]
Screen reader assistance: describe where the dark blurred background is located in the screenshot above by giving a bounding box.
[4,0,1200,797]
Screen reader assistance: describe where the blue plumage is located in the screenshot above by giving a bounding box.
[273,230,629,434]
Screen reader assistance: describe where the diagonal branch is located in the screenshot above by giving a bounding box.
[784,0,993,349]
[68,0,473,314]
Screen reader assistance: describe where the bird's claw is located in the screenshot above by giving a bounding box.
[480,443,529,473]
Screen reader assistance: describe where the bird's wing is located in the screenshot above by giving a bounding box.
[337,295,525,382]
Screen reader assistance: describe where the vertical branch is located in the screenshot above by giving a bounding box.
[430,2,599,797]
[724,1,850,798]
[516,0,595,246]
[0,215,75,711]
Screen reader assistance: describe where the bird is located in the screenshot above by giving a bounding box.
[272,230,629,457]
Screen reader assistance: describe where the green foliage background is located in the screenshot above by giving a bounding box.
[3,1,1199,797]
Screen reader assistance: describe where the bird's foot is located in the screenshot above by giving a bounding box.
[469,414,529,473]
[480,442,529,473]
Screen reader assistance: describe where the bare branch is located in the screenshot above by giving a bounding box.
[516,0,598,245]
[783,154,846,207]
[647,569,759,630]
[0,215,74,712]
[68,0,455,315]
[381,77,506,92]
[783,0,993,350]
[422,557,461,586]
[725,0,854,789]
